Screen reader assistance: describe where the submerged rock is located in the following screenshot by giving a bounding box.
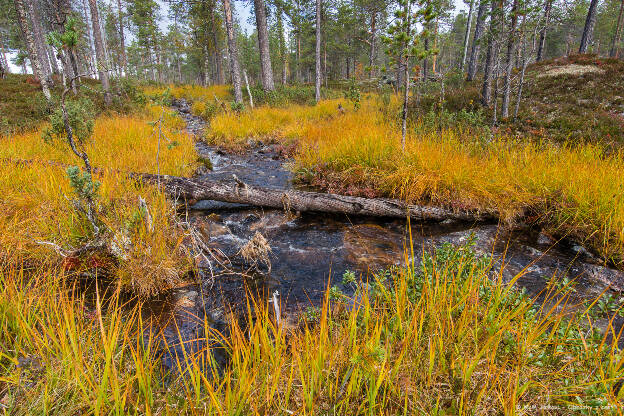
[196,217,231,239]
[343,224,403,271]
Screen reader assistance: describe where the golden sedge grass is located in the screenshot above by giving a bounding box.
[143,84,232,103]
[211,97,624,265]
[0,110,198,294]
[0,243,622,414]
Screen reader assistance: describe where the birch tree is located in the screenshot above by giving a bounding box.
[467,0,488,81]
[460,0,475,71]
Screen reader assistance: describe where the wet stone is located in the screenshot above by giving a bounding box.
[195,217,231,239]
[343,224,404,271]
[537,232,554,245]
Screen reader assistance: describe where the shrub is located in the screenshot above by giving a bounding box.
[43,97,95,144]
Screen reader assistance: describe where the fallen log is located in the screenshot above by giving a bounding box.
[137,173,496,222]
[2,158,494,222]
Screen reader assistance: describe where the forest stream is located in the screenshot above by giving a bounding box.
[143,99,624,371]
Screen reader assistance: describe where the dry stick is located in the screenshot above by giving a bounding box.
[271,290,280,327]
[243,70,254,109]
[155,107,164,187]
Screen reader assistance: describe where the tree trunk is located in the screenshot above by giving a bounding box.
[155,38,163,83]
[117,0,127,75]
[223,0,243,103]
[514,17,528,120]
[401,55,410,151]
[215,47,224,84]
[253,0,275,91]
[6,157,496,222]
[467,0,487,81]
[432,18,439,74]
[461,0,475,71]
[481,0,499,107]
[14,0,51,100]
[492,56,500,125]
[423,37,429,80]
[88,0,111,105]
[210,5,224,85]
[0,40,9,75]
[204,45,211,86]
[277,7,287,85]
[69,49,80,83]
[295,0,301,82]
[48,45,59,74]
[536,0,552,61]
[579,0,599,53]
[139,174,493,222]
[315,0,322,103]
[400,0,412,152]
[501,0,519,119]
[369,12,377,78]
[81,0,96,74]
[244,70,254,108]
[610,0,624,57]
[28,0,52,85]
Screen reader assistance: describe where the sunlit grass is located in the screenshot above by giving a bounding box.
[211,97,624,265]
[1,241,622,414]
[144,84,232,103]
[209,99,346,148]
[0,111,198,294]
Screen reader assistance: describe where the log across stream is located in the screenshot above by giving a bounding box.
[141,100,624,370]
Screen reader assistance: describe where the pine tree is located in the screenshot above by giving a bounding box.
[383,0,437,150]
[88,0,111,105]
[579,0,599,53]
[13,0,51,100]
[253,0,275,91]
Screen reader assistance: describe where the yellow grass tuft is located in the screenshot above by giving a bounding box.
[144,84,232,103]
[0,112,198,294]
[209,99,345,147]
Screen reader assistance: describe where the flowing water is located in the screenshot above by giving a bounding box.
[146,100,624,370]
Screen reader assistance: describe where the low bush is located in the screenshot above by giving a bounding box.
[248,84,342,107]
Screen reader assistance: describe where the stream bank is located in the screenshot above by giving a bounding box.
[146,99,624,371]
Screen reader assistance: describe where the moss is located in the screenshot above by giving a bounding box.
[415,54,624,145]
[198,155,213,170]
[0,74,144,137]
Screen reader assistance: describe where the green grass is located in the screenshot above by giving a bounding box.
[1,239,622,414]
